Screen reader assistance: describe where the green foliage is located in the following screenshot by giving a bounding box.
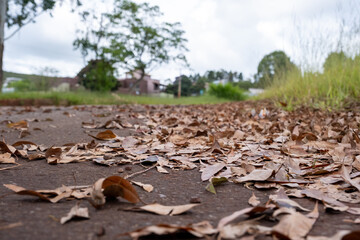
[255,50,298,88]
[8,79,35,91]
[260,53,360,109]
[77,60,117,92]
[208,83,246,101]
[6,0,56,28]
[74,0,188,91]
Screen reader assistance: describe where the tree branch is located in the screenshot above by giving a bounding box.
[5,10,46,41]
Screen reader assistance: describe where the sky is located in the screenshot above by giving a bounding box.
[3,0,357,82]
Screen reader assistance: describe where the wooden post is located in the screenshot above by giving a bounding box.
[177,75,181,98]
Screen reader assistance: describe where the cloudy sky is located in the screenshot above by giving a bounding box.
[3,0,357,81]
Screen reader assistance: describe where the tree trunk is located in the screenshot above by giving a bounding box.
[0,0,6,92]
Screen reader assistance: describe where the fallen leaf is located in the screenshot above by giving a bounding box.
[130,203,199,216]
[121,221,216,239]
[0,153,16,164]
[7,120,28,130]
[248,193,260,207]
[206,177,228,194]
[90,176,140,208]
[235,169,274,183]
[90,130,117,140]
[131,181,154,192]
[201,163,226,181]
[60,204,89,224]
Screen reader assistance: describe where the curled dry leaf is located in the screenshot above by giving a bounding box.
[90,176,140,208]
[89,130,117,141]
[45,147,62,164]
[130,203,199,216]
[60,204,89,224]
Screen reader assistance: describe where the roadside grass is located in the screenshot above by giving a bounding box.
[117,93,232,105]
[259,57,360,110]
[0,91,233,105]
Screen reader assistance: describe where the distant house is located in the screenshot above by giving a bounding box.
[117,70,161,95]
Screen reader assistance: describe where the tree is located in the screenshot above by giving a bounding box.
[74,0,188,93]
[76,59,117,91]
[255,50,298,88]
[323,51,349,72]
[0,0,81,91]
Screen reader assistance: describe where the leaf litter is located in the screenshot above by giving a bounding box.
[1,102,360,239]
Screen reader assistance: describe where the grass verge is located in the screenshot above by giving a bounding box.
[0,91,232,105]
[259,56,360,110]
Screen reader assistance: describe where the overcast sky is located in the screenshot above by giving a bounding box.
[3,0,357,81]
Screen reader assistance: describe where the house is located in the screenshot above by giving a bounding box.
[117,70,161,95]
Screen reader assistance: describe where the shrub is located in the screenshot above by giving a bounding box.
[208,83,246,101]
[77,59,118,92]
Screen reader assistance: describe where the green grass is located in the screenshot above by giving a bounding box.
[0,91,232,105]
[117,93,231,105]
[259,56,360,110]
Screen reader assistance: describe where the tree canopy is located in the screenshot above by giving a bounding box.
[255,50,298,88]
[74,0,188,92]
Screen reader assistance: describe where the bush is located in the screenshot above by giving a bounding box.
[8,79,35,91]
[208,83,246,101]
[77,59,118,92]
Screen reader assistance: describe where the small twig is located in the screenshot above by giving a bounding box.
[124,163,158,180]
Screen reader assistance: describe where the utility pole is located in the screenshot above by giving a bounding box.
[177,75,181,98]
[0,0,6,92]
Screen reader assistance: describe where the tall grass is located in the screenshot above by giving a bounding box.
[260,1,360,109]
[260,56,360,109]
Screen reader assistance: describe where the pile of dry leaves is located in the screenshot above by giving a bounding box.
[1,101,360,239]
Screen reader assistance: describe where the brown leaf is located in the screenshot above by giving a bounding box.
[90,130,117,140]
[7,120,28,130]
[45,147,62,164]
[341,165,360,192]
[90,176,140,208]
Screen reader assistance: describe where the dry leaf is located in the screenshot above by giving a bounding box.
[235,169,274,183]
[248,193,260,207]
[90,176,140,208]
[7,120,28,130]
[60,204,89,224]
[201,163,226,181]
[122,221,216,239]
[272,202,319,240]
[0,153,16,164]
[131,181,154,192]
[130,203,199,216]
[90,130,117,140]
